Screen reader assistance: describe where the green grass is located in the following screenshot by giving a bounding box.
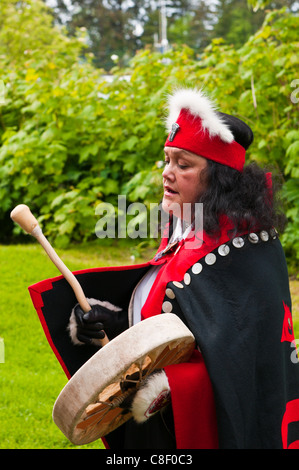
[0,241,298,449]
[0,240,154,449]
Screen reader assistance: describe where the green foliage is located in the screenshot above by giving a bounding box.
[247,0,298,11]
[212,0,265,49]
[247,0,273,10]
[195,9,299,269]
[0,4,298,270]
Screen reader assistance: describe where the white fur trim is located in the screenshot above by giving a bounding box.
[166,88,234,143]
[68,298,122,346]
[131,370,171,424]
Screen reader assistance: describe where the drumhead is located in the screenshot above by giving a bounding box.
[52,313,195,445]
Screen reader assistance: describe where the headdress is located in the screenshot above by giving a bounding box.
[164,88,253,172]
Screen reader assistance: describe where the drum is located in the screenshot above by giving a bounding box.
[52,313,195,445]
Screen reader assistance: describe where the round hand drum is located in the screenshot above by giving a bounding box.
[52,313,195,445]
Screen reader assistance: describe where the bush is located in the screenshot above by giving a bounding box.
[0,3,298,272]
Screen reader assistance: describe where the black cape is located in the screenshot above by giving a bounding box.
[29,231,299,448]
[166,233,299,448]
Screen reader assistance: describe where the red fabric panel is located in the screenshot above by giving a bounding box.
[281,301,295,344]
[281,399,299,449]
[165,350,218,449]
[28,282,72,379]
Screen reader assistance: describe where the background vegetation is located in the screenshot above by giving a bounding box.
[48,0,298,70]
[0,0,298,272]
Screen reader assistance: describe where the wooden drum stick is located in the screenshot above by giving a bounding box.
[10,204,109,346]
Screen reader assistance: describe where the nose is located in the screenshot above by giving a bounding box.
[162,161,175,181]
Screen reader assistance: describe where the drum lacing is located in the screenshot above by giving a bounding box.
[99,388,135,409]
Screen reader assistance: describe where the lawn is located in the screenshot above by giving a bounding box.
[0,241,298,449]
[0,240,154,449]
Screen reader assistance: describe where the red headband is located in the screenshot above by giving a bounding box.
[165,109,246,172]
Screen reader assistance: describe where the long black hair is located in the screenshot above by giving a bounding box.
[199,161,286,237]
[198,112,286,237]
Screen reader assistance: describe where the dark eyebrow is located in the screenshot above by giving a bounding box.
[164,147,188,156]
[164,147,196,161]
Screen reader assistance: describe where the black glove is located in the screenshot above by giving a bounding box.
[69,299,129,345]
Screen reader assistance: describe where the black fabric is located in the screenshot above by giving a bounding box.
[216,112,253,150]
[167,236,299,448]
[105,405,176,449]
[38,266,149,376]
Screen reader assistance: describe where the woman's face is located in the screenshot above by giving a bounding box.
[162,146,208,220]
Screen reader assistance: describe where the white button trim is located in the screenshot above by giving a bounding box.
[205,253,216,265]
[162,301,173,313]
[165,288,176,299]
[218,244,230,256]
[260,230,269,241]
[192,263,203,274]
[270,228,277,239]
[232,237,244,248]
[249,233,259,244]
[173,281,184,289]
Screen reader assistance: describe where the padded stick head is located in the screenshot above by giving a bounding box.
[10,204,39,235]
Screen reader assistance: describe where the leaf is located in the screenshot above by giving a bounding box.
[59,219,76,235]
[120,136,139,151]
[258,139,267,149]
[285,131,299,142]
[51,194,65,208]
[79,143,99,163]
[286,141,299,160]
[40,127,57,142]
[102,179,119,195]
[25,68,39,82]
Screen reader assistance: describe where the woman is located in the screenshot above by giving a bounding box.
[30,88,299,449]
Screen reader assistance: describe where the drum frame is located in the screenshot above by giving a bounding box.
[52,314,195,445]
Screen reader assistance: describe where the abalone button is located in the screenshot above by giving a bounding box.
[205,253,216,265]
[232,237,244,248]
[165,288,175,299]
[218,244,230,256]
[162,301,173,313]
[270,228,277,239]
[192,263,203,274]
[249,233,259,244]
[260,230,269,242]
[173,281,184,289]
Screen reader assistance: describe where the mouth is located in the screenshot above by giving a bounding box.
[164,185,178,197]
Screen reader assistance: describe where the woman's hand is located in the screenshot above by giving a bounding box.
[68,299,129,345]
